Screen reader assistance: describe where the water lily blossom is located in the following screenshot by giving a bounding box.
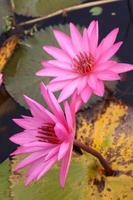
[0,73,3,86]
[10,83,81,187]
[37,21,133,103]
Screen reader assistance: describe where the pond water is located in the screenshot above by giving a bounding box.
[0,0,133,162]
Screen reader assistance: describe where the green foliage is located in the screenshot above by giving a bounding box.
[3,16,13,33]
[3,25,70,109]
[4,27,55,108]
[12,0,83,17]
[76,101,133,199]
[0,0,12,35]
[89,6,103,16]
[0,159,11,200]
[10,157,89,200]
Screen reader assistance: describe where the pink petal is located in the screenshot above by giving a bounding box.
[109,63,133,73]
[81,86,92,103]
[36,67,63,77]
[77,76,88,94]
[11,142,56,156]
[10,130,37,145]
[13,117,42,130]
[24,95,56,123]
[87,74,98,90]
[58,78,80,102]
[25,157,48,185]
[64,101,73,130]
[89,20,99,54]
[83,28,89,53]
[23,141,56,147]
[40,82,66,124]
[87,20,96,37]
[15,151,48,171]
[41,60,72,71]
[36,155,57,180]
[54,123,68,140]
[46,60,72,70]
[96,70,121,80]
[43,46,71,63]
[0,73,3,86]
[36,66,77,77]
[60,144,73,187]
[94,61,117,72]
[70,23,83,53]
[97,27,119,58]
[97,41,123,64]
[93,79,105,96]
[88,75,105,97]
[11,146,47,156]
[45,146,59,161]
[53,30,76,58]
[48,79,71,92]
[49,73,79,83]
[70,91,83,112]
[58,142,69,161]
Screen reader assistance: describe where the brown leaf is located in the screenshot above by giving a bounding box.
[0,35,19,72]
[76,100,133,199]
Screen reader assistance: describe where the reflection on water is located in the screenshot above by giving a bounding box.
[0,0,133,162]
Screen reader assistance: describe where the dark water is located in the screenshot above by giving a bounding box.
[0,0,133,162]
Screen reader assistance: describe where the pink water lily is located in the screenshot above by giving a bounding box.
[37,20,133,103]
[10,83,81,187]
[0,73,3,86]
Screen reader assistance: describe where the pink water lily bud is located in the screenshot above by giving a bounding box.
[10,83,82,187]
[0,73,3,86]
[36,21,133,103]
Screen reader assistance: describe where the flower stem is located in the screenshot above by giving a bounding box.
[18,0,119,26]
[74,140,117,176]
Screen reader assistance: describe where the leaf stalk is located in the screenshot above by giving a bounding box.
[74,140,118,176]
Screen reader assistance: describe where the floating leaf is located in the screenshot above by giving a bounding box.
[10,156,89,200]
[3,27,60,108]
[0,0,12,35]
[0,35,19,72]
[89,6,103,16]
[3,26,118,109]
[76,100,133,199]
[0,159,11,200]
[12,0,83,17]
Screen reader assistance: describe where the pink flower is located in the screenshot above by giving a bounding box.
[0,73,3,86]
[10,83,81,187]
[36,20,133,103]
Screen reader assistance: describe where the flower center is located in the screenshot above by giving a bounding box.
[38,123,59,144]
[73,52,95,75]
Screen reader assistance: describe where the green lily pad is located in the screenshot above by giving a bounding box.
[0,0,12,35]
[3,26,70,109]
[10,156,89,200]
[89,6,103,16]
[12,0,83,17]
[76,100,133,200]
[0,159,11,200]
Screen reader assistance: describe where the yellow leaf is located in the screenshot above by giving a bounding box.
[77,100,133,199]
[0,35,19,72]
